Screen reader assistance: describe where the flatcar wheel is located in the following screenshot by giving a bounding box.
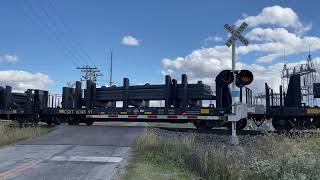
[68,117,79,125]
[54,117,61,125]
[85,120,94,126]
[272,117,292,132]
[236,118,247,130]
[32,120,39,127]
[46,118,53,126]
[68,121,79,125]
[300,118,313,129]
[193,121,210,129]
[17,119,25,128]
[225,118,247,130]
[313,118,320,128]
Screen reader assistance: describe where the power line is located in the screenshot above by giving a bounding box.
[46,0,97,68]
[28,0,90,66]
[21,0,81,67]
[24,0,94,66]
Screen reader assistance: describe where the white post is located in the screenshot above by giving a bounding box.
[231,41,239,145]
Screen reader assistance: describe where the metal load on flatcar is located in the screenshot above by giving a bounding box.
[61,74,216,110]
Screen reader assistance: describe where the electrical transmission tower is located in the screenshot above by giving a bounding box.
[77,65,103,83]
[281,47,317,106]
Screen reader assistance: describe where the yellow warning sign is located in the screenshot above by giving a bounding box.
[307,108,320,114]
[201,108,209,114]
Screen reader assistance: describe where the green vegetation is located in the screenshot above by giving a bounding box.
[126,130,320,180]
[0,122,50,146]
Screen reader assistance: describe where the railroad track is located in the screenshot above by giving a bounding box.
[155,127,320,136]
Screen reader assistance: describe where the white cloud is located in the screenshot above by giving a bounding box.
[205,36,223,43]
[237,27,320,62]
[161,51,319,93]
[236,5,311,34]
[0,54,18,62]
[121,35,140,46]
[161,69,174,76]
[0,70,53,91]
[161,6,320,94]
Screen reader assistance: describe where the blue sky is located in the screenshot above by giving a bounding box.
[0,0,319,93]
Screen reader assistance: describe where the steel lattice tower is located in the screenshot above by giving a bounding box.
[281,52,317,106]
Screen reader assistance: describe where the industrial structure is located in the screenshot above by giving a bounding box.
[281,51,317,106]
[254,51,318,107]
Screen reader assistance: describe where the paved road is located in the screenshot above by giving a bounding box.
[0,125,145,180]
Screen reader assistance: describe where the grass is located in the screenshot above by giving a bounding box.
[125,132,200,180]
[125,130,320,180]
[0,122,50,146]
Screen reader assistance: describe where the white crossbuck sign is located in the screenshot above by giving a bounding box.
[224,22,249,47]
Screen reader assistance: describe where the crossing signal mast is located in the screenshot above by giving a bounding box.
[224,21,250,145]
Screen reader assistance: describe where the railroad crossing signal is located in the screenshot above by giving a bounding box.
[223,21,249,145]
[224,22,249,47]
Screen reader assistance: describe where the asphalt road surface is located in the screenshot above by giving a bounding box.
[0,124,145,180]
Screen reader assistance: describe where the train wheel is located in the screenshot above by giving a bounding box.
[53,117,61,125]
[46,119,53,126]
[85,120,94,126]
[17,118,26,128]
[313,118,320,128]
[236,118,247,130]
[272,117,292,132]
[193,121,210,129]
[32,120,39,127]
[68,117,80,125]
[225,118,248,130]
[300,118,313,129]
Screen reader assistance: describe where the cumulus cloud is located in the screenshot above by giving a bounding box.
[121,35,140,46]
[0,70,53,92]
[238,28,320,62]
[161,6,319,94]
[204,36,223,43]
[161,51,318,93]
[161,69,174,76]
[236,5,311,34]
[0,54,18,62]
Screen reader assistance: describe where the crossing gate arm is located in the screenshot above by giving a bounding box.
[85,114,224,121]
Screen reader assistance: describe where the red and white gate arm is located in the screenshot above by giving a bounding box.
[227,102,248,122]
[85,114,223,120]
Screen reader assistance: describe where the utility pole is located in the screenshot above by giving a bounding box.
[77,65,103,85]
[109,50,113,87]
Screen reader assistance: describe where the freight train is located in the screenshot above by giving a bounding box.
[0,69,319,131]
[0,70,252,130]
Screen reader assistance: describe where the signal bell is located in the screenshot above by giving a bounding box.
[236,70,253,87]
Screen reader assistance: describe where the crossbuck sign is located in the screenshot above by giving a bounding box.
[224,22,249,47]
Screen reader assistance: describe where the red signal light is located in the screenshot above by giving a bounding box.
[236,70,253,87]
[240,76,251,82]
[216,70,234,86]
